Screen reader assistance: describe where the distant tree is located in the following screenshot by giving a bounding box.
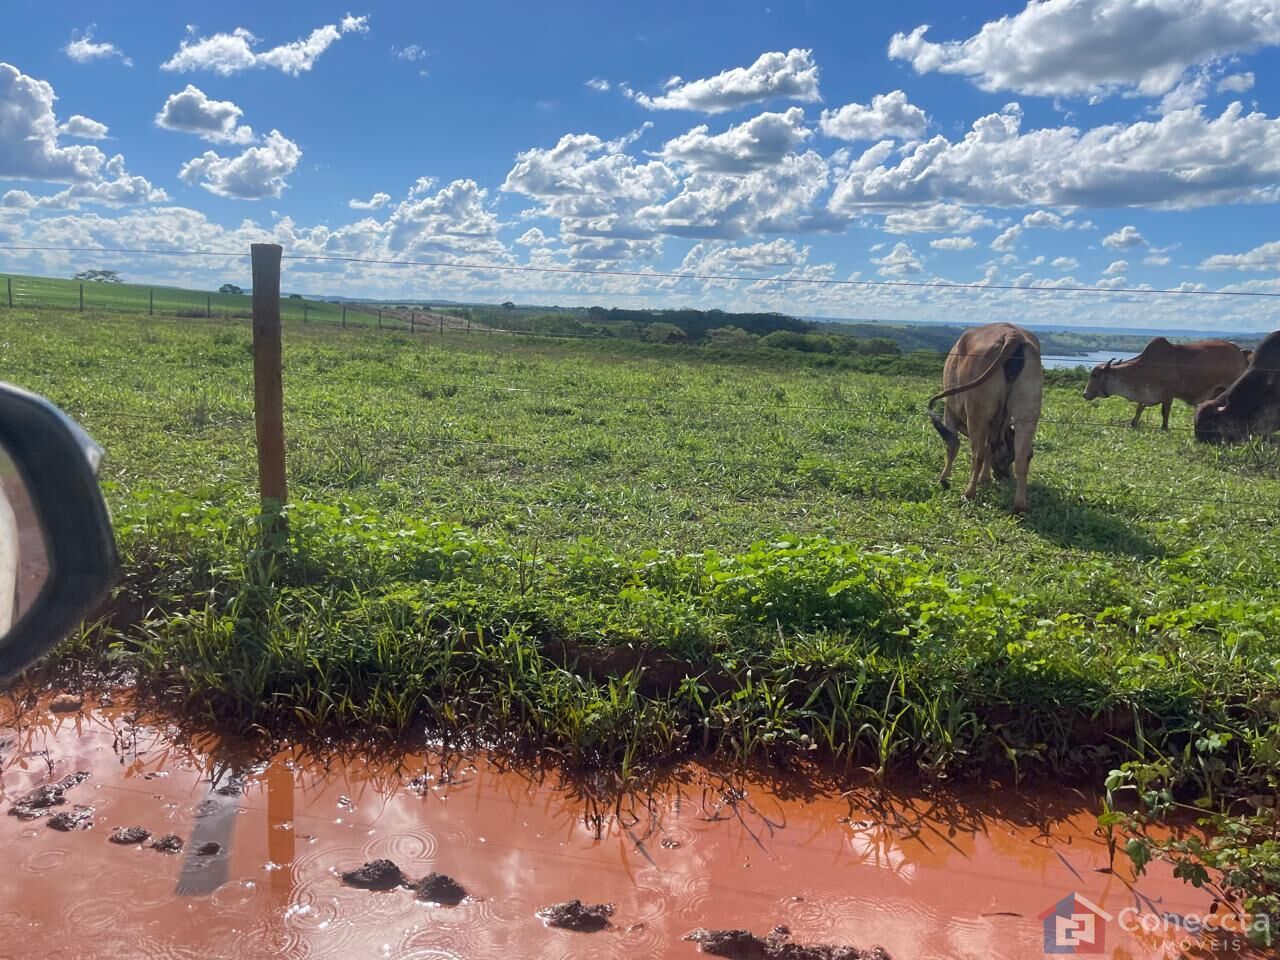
[642,322,687,344]
[501,301,516,311]
[706,325,756,347]
[73,269,121,283]
[219,283,244,295]
[288,293,303,300]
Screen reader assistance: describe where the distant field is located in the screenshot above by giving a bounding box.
[0,272,355,324]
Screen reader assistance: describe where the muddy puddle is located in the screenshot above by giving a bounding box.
[0,696,1260,959]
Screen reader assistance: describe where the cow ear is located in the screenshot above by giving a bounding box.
[1104,358,1115,369]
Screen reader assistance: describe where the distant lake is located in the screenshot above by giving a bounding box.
[1041,350,1139,370]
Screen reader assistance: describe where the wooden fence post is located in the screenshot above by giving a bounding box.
[439,315,444,334]
[377,308,382,330]
[410,312,416,334]
[5,277,11,308]
[79,283,84,312]
[251,243,288,534]
[466,315,471,333]
[149,289,154,316]
[206,293,212,318]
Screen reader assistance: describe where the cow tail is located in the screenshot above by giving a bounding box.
[927,335,1024,413]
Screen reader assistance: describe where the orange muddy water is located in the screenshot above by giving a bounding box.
[0,697,1259,959]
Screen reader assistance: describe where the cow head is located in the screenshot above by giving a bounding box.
[1082,358,1116,401]
[1195,333,1280,443]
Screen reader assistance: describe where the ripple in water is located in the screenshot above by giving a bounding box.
[210,878,259,910]
[21,848,71,874]
[361,827,437,866]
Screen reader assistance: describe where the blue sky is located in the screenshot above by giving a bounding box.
[2,1,1279,330]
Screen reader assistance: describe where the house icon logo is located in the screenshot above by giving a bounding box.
[1040,892,1112,954]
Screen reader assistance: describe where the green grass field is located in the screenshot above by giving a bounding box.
[3,304,1280,918]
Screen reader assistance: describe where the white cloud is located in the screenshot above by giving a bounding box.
[1052,255,1079,270]
[1218,71,1256,93]
[1144,252,1172,265]
[393,44,428,62]
[628,49,820,114]
[929,235,976,250]
[882,201,994,234]
[888,0,1280,99]
[1102,225,1148,249]
[64,25,132,67]
[819,91,928,141]
[348,191,390,210]
[155,86,255,144]
[872,241,922,276]
[1021,209,1091,230]
[585,78,610,92]
[1103,259,1129,276]
[178,130,302,199]
[659,107,812,172]
[990,225,1022,251]
[828,102,1280,212]
[0,63,107,182]
[1200,240,1280,270]
[636,149,838,239]
[515,227,553,246]
[57,115,109,140]
[161,16,369,76]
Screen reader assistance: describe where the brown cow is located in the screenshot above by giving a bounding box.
[1194,331,1280,443]
[1082,337,1248,430]
[929,322,1043,514]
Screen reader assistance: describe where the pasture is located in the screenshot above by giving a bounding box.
[4,306,1280,830]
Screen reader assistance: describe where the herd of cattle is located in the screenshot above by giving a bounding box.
[927,323,1279,513]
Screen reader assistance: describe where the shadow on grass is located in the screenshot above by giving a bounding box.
[1017,483,1164,558]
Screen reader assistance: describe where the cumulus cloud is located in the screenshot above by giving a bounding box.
[161,16,369,76]
[1,63,108,182]
[348,191,390,210]
[929,235,976,250]
[64,25,132,66]
[1052,255,1080,270]
[585,78,610,92]
[819,91,928,141]
[888,0,1280,99]
[872,241,922,276]
[659,107,812,172]
[1102,225,1147,249]
[1144,252,1172,266]
[628,49,820,113]
[828,102,1280,212]
[515,226,554,246]
[990,225,1022,252]
[882,201,994,234]
[1218,71,1256,93]
[57,115,109,140]
[178,130,302,199]
[155,86,255,144]
[1103,259,1129,276]
[1200,240,1280,270]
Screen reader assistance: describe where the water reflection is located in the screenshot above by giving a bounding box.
[0,695,1260,959]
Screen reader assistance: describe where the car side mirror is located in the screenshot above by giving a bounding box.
[0,383,118,680]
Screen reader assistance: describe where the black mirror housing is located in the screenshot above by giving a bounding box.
[0,383,118,680]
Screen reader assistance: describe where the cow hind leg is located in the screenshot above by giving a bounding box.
[1160,399,1172,430]
[1011,416,1037,514]
[963,421,990,501]
[1131,404,1146,428]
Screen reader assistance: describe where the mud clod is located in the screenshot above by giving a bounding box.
[47,806,94,831]
[109,826,152,845]
[340,858,405,890]
[7,771,90,819]
[683,927,891,960]
[151,833,184,853]
[195,841,222,856]
[50,694,84,713]
[413,872,467,905]
[537,900,615,932]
